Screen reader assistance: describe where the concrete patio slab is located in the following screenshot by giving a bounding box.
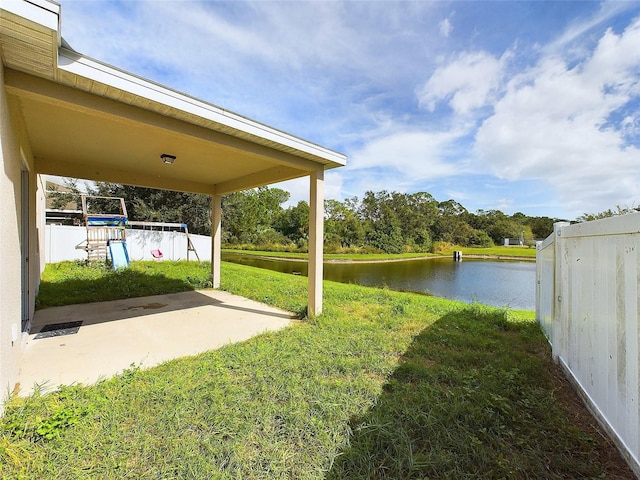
[16,290,295,396]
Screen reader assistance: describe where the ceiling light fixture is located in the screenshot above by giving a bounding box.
[160,153,176,165]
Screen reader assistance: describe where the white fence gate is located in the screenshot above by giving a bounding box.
[45,225,212,264]
[536,213,640,476]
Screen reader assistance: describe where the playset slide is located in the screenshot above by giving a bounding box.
[108,239,130,269]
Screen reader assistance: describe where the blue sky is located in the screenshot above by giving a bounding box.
[57,0,640,220]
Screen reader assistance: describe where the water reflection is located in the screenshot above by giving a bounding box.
[222,253,536,311]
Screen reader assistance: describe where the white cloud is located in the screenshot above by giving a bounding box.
[416,50,509,115]
[273,171,344,207]
[59,0,446,144]
[339,128,474,199]
[543,0,638,56]
[439,17,452,38]
[62,1,441,89]
[349,130,464,177]
[475,17,640,215]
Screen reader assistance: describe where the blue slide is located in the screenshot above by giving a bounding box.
[108,240,130,269]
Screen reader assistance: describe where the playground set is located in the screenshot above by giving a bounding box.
[75,195,199,268]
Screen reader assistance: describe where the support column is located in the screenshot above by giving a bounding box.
[211,194,222,289]
[308,168,324,317]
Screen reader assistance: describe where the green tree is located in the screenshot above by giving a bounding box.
[274,201,309,245]
[468,229,494,247]
[47,178,83,210]
[487,218,525,245]
[437,199,468,217]
[433,200,469,244]
[390,191,438,250]
[87,182,212,235]
[467,210,504,234]
[60,179,567,251]
[577,205,639,222]
[359,191,404,253]
[221,187,289,243]
[524,216,557,240]
[324,198,364,248]
[367,209,404,253]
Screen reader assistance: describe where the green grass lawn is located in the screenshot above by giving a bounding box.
[451,245,537,258]
[224,244,537,261]
[1,261,631,479]
[223,248,438,262]
[35,260,214,308]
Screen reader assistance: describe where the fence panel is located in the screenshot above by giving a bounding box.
[535,230,558,342]
[45,225,87,263]
[45,225,212,263]
[537,213,640,476]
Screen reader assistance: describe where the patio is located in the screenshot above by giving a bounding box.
[17,290,294,396]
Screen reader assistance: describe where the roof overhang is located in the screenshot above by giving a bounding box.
[1,0,346,195]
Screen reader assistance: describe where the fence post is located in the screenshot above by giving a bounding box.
[552,221,570,362]
[535,241,541,326]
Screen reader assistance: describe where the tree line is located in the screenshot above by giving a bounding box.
[50,180,639,254]
[50,180,573,254]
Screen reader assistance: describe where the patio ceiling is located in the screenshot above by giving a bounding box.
[1,1,346,195]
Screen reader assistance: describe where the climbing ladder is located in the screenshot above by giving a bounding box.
[77,195,128,262]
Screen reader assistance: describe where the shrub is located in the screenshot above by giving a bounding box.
[469,229,494,247]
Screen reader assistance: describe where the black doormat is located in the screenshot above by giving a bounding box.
[34,321,83,339]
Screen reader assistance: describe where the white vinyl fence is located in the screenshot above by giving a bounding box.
[536,213,640,476]
[45,225,212,264]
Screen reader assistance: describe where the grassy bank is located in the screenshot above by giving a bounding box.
[224,244,536,262]
[1,261,631,478]
[445,245,536,258]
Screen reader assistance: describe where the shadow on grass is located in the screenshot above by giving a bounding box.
[32,262,294,335]
[326,307,630,480]
[36,262,212,309]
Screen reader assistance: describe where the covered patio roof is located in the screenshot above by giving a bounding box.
[1,0,345,195]
[1,0,345,315]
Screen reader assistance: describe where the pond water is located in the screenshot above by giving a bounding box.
[223,253,537,311]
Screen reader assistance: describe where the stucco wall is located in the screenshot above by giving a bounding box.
[0,64,40,409]
[0,63,22,405]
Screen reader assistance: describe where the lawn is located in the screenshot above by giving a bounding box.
[0,261,632,479]
[223,244,537,262]
[35,260,214,308]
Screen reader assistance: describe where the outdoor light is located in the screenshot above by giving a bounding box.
[160,153,176,165]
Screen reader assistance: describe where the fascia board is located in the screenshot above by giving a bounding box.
[2,0,60,35]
